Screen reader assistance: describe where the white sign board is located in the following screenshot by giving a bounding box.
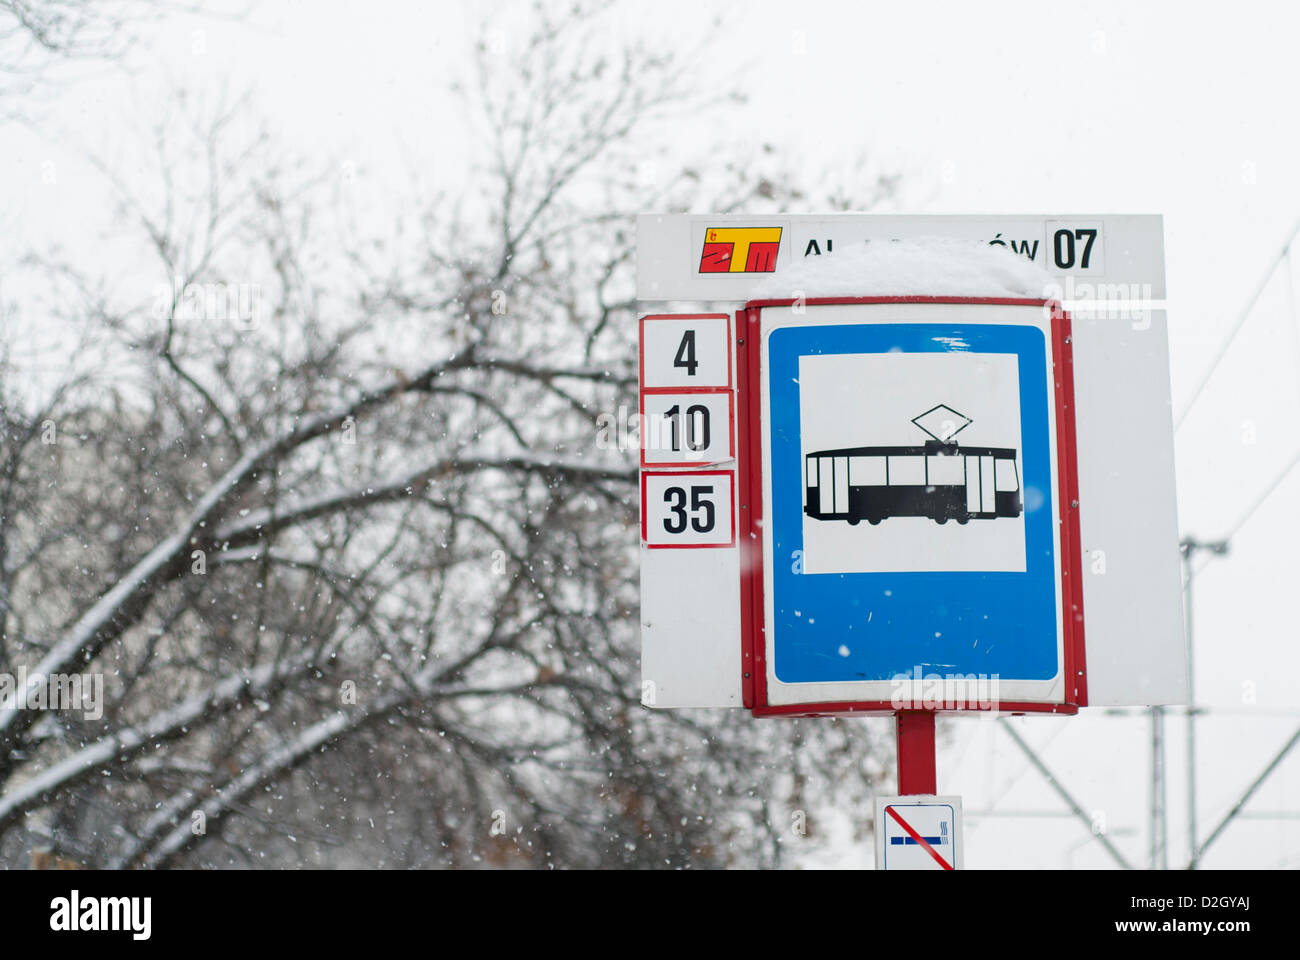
[639,314,742,708]
[637,214,1166,302]
[638,215,1186,711]
[875,795,964,870]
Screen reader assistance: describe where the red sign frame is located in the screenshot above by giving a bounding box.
[637,313,733,390]
[735,297,1087,718]
[639,388,735,469]
[640,469,737,550]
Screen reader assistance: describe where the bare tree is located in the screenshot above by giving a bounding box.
[0,1,893,869]
[0,0,175,102]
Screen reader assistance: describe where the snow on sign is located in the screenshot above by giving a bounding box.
[751,299,1079,712]
[875,796,964,870]
[635,214,1165,302]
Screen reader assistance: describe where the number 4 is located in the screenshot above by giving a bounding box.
[673,330,698,376]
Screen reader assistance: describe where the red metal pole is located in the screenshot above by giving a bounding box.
[896,711,937,795]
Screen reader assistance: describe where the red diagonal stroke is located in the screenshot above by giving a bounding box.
[885,805,953,870]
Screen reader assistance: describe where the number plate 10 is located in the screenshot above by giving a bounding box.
[640,391,733,466]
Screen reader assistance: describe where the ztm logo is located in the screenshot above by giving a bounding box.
[699,226,782,274]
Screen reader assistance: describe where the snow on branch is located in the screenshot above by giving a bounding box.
[213,453,637,547]
[0,654,317,832]
[0,351,474,751]
[138,692,405,868]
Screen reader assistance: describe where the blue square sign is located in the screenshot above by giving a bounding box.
[757,302,1068,707]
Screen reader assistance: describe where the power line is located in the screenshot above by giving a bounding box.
[1193,446,1300,577]
[1174,216,1300,431]
[1226,446,1300,539]
[1193,722,1300,867]
[1181,220,1300,559]
[997,718,1134,870]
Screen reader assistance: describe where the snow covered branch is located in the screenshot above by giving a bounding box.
[0,654,318,834]
[0,351,475,761]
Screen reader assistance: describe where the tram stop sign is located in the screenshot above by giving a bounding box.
[637,215,1186,715]
[752,297,1080,712]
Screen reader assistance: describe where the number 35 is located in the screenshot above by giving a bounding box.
[663,485,716,533]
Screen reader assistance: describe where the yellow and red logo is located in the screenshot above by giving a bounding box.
[699,226,782,274]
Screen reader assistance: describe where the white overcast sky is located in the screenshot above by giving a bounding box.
[4,0,1299,868]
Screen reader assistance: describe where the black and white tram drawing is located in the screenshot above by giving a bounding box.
[803,405,1022,526]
